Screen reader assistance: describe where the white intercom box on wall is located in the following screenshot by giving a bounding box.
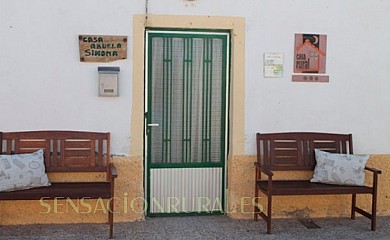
[98,66,120,97]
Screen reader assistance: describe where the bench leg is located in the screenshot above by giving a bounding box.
[109,181,115,239]
[254,169,260,221]
[257,194,272,234]
[352,191,378,231]
[371,189,378,231]
[254,183,259,221]
[108,198,114,239]
[266,194,272,234]
[351,193,356,219]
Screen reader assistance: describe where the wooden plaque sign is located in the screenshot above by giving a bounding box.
[79,35,127,62]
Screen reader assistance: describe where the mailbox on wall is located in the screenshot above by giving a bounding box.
[98,66,120,96]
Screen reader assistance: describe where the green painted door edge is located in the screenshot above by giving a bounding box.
[145,29,230,216]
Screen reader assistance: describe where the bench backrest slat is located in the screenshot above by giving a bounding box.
[52,139,58,166]
[1,131,110,173]
[257,132,353,171]
[98,139,103,167]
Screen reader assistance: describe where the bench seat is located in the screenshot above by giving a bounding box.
[257,180,373,196]
[0,182,112,200]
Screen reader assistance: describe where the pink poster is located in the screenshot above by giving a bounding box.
[294,34,327,74]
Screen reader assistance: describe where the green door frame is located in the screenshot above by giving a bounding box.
[145,29,230,216]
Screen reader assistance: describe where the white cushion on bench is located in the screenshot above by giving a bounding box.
[0,150,51,192]
[311,149,369,186]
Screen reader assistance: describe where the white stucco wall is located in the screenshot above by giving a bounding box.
[1,0,389,155]
[0,1,145,154]
[242,1,390,155]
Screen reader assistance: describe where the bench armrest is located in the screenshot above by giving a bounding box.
[109,163,118,179]
[254,162,274,177]
[365,166,382,174]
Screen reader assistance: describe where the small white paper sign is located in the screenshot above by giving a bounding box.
[264,53,283,78]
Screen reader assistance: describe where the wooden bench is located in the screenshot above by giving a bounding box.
[0,131,117,239]
[253,132,382,234]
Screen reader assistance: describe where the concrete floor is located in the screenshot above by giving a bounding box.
[1,215,390,240]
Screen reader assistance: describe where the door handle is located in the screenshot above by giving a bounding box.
[147,123,159,127]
